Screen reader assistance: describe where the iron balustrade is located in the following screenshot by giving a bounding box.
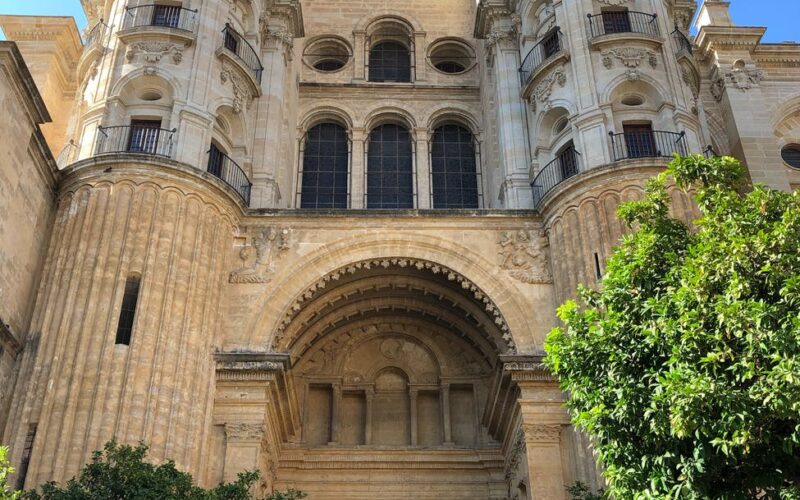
[207,148,252,204]
[703,145,717,158]
[221,24,263,85]
[84,19,110,47]
[121,4,198,32]
[95,124,177,157]
[672,28,693,54]
[608,130,687,161]
[519,29,563,87]
[531,148,582,208]
[587,11,660,39]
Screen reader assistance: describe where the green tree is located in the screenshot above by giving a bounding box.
[545,155,800,499]
[22,441,305,500]
[1,446,21,500]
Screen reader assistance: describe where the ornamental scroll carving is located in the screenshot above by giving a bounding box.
[504,427,527,480]
[229,227,292,283]
[601,48,658,70]
[498,230,553,284]
[726,67,764,91]
[523,423,563,443]
[528,67,566,112]
[125,41,183,65]
[220,62,254,113]
[225,422,266,441]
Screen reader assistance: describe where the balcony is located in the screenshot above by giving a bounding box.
[118,4,198,44]
[207,148,252,204]
[519,29,568,92]
[608,130,687,162]
[672,28,693,56]
[586,11,662,48]
[217,24,263,92]
[95,124,177,158]
[531,148,582,208]
[78,20,111,79]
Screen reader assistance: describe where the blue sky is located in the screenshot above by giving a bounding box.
[0,0,797,42]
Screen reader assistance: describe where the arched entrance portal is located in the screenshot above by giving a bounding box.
[273,258,509,499]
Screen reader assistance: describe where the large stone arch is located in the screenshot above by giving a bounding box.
[244,233,537,354]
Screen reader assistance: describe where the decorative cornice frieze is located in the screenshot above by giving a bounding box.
[522,423,563,443]
[225,422,266,441]
[125,41,184,65]
[601,47,658,70]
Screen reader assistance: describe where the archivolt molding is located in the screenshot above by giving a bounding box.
[270,258,516,354]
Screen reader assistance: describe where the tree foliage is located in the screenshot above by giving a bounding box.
[1,446,21,500]
[545,155,800,499]
[21,441,305,500]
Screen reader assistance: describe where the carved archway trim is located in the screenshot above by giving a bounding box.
[270,257,516,354]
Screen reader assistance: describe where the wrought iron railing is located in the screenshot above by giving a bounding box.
[519,29,564,87]
[609,130,687,161]
[672,28,693,54]
[221,24,263,85]
[95,125,177,157]
[531,148,582,208]
[121,4,198,32]
[84,19,110,48]
[587,11,660,39]
[207,149,252,204]
[703,145,717,158]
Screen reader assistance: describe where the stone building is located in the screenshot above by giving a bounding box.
[0,0,798,498]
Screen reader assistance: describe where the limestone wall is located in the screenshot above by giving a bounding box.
[3,159,236,487]
[0,42,58,433]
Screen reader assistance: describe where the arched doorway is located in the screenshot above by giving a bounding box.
[273,258,509,499]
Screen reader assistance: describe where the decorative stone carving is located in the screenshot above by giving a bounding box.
[726,67,764,91]
[528,67,566,112]
[229,227,291,283]
[272,258,516,353]
[220,62,255,113]
[710,76,725,101]
[225,422,266,441]
[498,230,553,284]
[125,41,183,65]
[504,427,526,480]
[261,22,294,60]
[523,423,562,443]
[601,48,658,70]
[597,0,628,5]
[625,68,641,81]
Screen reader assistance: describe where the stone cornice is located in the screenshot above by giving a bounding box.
[263,0,304,38]
[695,25,766,58]
[474,0,513,39]
[0,42,51,124]
[753,43,800,67]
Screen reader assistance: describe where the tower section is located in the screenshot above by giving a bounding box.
[476,0,703,298]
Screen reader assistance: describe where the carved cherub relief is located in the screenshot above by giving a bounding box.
[229,226,291,283]
[498,230,553,284]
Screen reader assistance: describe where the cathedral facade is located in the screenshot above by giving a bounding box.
[0,0,798,498]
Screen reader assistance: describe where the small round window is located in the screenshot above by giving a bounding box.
[781,144,800,170]
[429,39,475,75]
[303,37,351,73]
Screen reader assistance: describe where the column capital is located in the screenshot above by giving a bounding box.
[522,423,563,445]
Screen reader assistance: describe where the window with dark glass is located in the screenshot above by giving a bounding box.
[301,123,349,208]
[151,4,180,27]
[556,142,579,180]
[208,142,225,178]
[431,124,479,209]
[367,124,413,209]
[224,28,239,53]
[115,276,141,346]
[369,41,411,82]
[542,29,561,59]
[623,124,656,158]
[602,9,631,34]
[127,119,161,154]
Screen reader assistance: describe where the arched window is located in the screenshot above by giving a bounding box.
[367,124,413,209]
[369,41,411,82]
[430,124,480,209]
[301,123,349,208]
